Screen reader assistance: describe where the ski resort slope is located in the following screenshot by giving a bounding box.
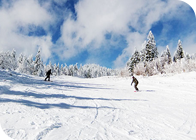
[0,69,196,140]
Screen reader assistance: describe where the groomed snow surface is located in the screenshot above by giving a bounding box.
[0,69,196,140]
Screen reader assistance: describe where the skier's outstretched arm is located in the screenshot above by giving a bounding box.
[131,80,133,86]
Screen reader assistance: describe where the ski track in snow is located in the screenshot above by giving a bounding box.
[36,123,62,140]
[0,69,196,140]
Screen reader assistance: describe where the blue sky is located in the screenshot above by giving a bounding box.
[0,0,196,69]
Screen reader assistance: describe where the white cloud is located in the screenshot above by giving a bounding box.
[113,32,146,68]
[182,33,196,55]
[0,0,53,62]
[56,0,187,68]
[0,0,193,68]
[57,0,148,59]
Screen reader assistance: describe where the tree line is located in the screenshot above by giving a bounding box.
[0,48,119,78]
[1,30,196,78]
[127,31,196,76]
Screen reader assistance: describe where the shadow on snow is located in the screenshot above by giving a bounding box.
[0,98,116,110]
[0,70,111,90]
[0,88,147,101]
[0,70,148,110]
[0,85,148,110]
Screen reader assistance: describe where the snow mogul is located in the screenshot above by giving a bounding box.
[45,69,52,81]
[131,76,139,91]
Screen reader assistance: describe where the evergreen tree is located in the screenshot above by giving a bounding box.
[53,63,57,76]
[165,45,172,64]
[161,45,172,65]
[49,61,54,73]
[34,48,44,76]
[144,31,158,62]
[185,53,191,60]
[0,51,14,70]
[18,53,24,66]
[73,63,78,76]
[84,66,92,78]
[78,64,84,77]
[63,63,69,75]
[68,65,74,76]
[21,56,28,73]
[0,52,4,69]
[60,64,64,75]
[140,49,145,62]
[173,56,177,63]
[56,63,60,76]
[142,31,159,75]
[140,41,147,62]
[127,50,141,73]
[11,49,17,70]
[0,51,17,70]
[17,55,31,74]
[26,55,34,75]
[173,40,184,62]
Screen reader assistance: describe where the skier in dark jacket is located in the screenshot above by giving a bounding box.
[131,76,139,91]
[45,69,52,81]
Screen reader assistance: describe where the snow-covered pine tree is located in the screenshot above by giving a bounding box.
[145,31,158,62]
[17,53,24,72]
[86,69,92,78]
[63,63,69,75]
[0,51,12,70]
[127,49,140,74]
[165,45,172,64]
[173,56,177,63]
[93,68,99,78]
[81,64,90,78]
[11,49,17,70]
[26,55,34,75]
[183,52,191,72]
[185,52,191,61]
[139,41,147,62]
[18,53,23,65]
[86,68,92,78]
[78,64,84,77]
[160,45,172,68]
[94,64,101,77]
[73,63,78,76]
[33,48,44,77]
[49,61,54,73]
[0,52,4,69]
[17,55,31,74]
[143,31,159,76]
[53,63,57,76]
[173,40,184,62]
[56,63,60,76]
[60,64,64,75]
[140,49,145,62]
[0,51,17,70]
[22,56,28,74]
[68,65,74,76]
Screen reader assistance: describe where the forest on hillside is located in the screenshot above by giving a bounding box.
[0,49,119,78]
[126,31,196,76]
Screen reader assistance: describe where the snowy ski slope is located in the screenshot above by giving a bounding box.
[0,69,196,140]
